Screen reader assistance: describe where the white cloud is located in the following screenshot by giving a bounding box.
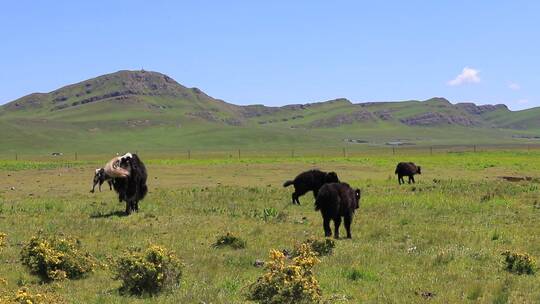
[508,82,521,90]
[447,67,481,86]
[516,99,529,104]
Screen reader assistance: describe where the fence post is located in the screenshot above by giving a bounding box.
[430,146,433,155]
[75,152,78,161]
[15,153,18,161]
[292,149,295,158]
[392,147,395,155]
[343,147,346,158]
[238,149,241,159]
[473,145,477,153]
[188,150,191,160]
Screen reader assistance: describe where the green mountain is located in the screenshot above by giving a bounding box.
[1,70,539,154]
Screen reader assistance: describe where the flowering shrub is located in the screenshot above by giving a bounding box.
[20,233,95,281]
[114,245,183,295]
[213,233,246,249]
[0,233,6,250]
[502,250,535,275]
[295,238,335,257]
[247,244,322,304]
[0,287,66,304]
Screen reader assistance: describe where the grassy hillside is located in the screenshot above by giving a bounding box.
[1,70,539,155]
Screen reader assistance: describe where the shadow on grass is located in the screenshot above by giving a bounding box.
[90,210,127,219]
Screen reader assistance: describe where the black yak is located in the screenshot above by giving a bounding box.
[90,168,113,193]
[111,153,148,214]
[315,182,361,239]
[283,169,339,205]
[395,162,421,185]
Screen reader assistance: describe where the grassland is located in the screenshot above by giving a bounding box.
[1,150,540,303]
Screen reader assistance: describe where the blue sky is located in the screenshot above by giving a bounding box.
[0,1,538,110]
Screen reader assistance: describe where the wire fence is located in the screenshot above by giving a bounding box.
[2,143,540,162]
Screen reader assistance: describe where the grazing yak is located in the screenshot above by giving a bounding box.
[395,162,421,185]
[111,153,148,215]
[283,169,339,205]
[315,182,361,239]
[90,168,113,193]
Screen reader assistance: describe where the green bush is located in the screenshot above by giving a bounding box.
[502,250,535,275]
[20,233,95,281]
[344,268,377,282]
[213,233,246,249]
[247,244,322,304]
[295,238,335,257]
[114,245,183,295]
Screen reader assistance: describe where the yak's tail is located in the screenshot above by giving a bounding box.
[139,183,148,200]
[314,189,329,211]
[283,180,294,187]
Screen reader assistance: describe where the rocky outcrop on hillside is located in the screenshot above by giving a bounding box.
[241,105,282,118]
[257,115,304,125]
[4,93,47,110]
[307,110,375,128]
[400,112,480,127]
[374,110,393,120]
[186,111,242,126]
[455,103,509,115]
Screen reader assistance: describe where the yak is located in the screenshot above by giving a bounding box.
[90,168,113,193]
[315,182,361,239]
[111,153,148,215]
[395,162,421,185]
[283,169,339,205]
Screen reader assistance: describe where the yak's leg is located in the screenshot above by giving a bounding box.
[99,180,104,192]
[410,175,415,184]
[344,214,353,239]
[292,192,300,205]
[134,201,139,212]
[108,180,113,190]
[91,181,97,193]
[398,175,403,185]
[125,202,131,215]
[323,216,332,237]
[333,216,342,239]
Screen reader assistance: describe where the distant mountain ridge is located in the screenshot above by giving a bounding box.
[1,70,539,153]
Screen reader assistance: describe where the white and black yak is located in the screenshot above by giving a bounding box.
[395,162,421,185]
[90,168,113,193]
[315,182,361,239]
[283,169,339,205]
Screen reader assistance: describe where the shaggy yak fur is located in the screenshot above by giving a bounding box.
[111,153,148,215]
[103,156,130,178]
[315,182,361,239]
[283,169,339,205]
[90,168,113,193]
[395,162,421,185]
